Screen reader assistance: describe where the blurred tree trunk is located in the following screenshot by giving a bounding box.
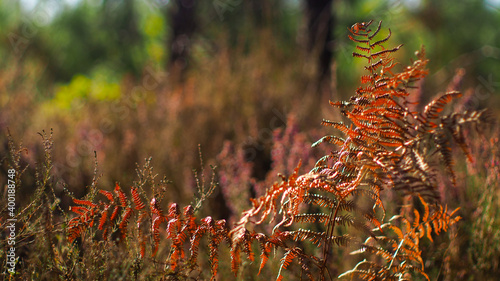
[168,0,197,82]
[247,0,276,27]
[304,0,334,98]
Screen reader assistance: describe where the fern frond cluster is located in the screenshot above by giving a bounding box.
[65,20,490,280]
[67,182,229,279]
[342,195,461,280]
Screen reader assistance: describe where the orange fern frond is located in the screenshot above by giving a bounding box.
[424,91,462,120]
[72,198,97,208]
[98,207,108,230]
[312,135,345,147]
[257,237,272,275]
[118,207,133,240]
[231,242,242,276]
[189,220,208,265]
[151,216,162,257]
[114,183,128,207]
[131,187,145,210]
[150,197,164,217]
[69,206,89,215]
[277,248,299,281]
[294,213,330,225]
[293,229,325,247]
[99,189,114,202]
[110,205,120,221]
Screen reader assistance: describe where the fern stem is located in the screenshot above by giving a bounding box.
[387,234,407,271]
[320,195,344,280]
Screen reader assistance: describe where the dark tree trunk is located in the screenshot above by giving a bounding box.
[304,0,334,94]
[168,0,197,81]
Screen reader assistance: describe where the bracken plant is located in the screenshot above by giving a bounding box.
[64,20,492,280]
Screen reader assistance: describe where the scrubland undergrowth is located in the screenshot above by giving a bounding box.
[1,20,499,281]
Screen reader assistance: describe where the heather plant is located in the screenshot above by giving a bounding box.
[216,114,328,224]
[441,129,500,280]
[216,140,254,222]
[2,29,319,206]
[1,20,497,281]
[467,139,500,278]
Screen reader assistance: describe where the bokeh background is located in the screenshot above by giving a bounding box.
[1,1,500,278]
[1,0,499,197]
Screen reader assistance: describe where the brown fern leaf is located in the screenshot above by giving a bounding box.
[150,197,164,217]
[231,240,242,275]
[99,189,114,202]
[329,100,353,108]
[415,195,461,239]
[69,206,89,216]
[67,218,84,243]
[446,109,492,163]
[110,205,120,221]
[370,29,392,48]
[169,230,185,269]
[331,234,353,247]
[139,237,146,259]
[356,45,371,53]
[348,34,370,44]
[183,205,197,231]
[349,20,374,35]
[131,187,145,210]
[295,213,330,225]
[167,202,179,219]
[189,218,209,265]
[277,248,300,281]
[98,207,108,231]
[67,199,100,242]
[170,245,182,271]
[365,59,384,73]
[368,20,382,39]
[72,198,97,208]
[167,205,199,271]
[312,135,345,147]
[172,206,198,264]
[293,229,325,247]
[345,195,460,281]
[166,217,181,240]
[303,193,338,209]
[320,120,352,136]
[352,52,371,60]
[435,131,456,185]
[258,237,272,275]
[118,207,133,240]
[424,91,462,121]
[151,216,162,257]
[449,122,473,163]
[370,45,403,60]
[136,209,147,229]
[208,219,228,280]
[114,183,128,207]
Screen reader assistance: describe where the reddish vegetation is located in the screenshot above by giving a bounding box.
[64,21,492,280]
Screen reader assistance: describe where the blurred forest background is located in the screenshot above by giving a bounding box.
[1,0,500,279]
[1,0,499,210]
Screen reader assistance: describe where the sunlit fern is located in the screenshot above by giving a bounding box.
[66,20,490,280]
